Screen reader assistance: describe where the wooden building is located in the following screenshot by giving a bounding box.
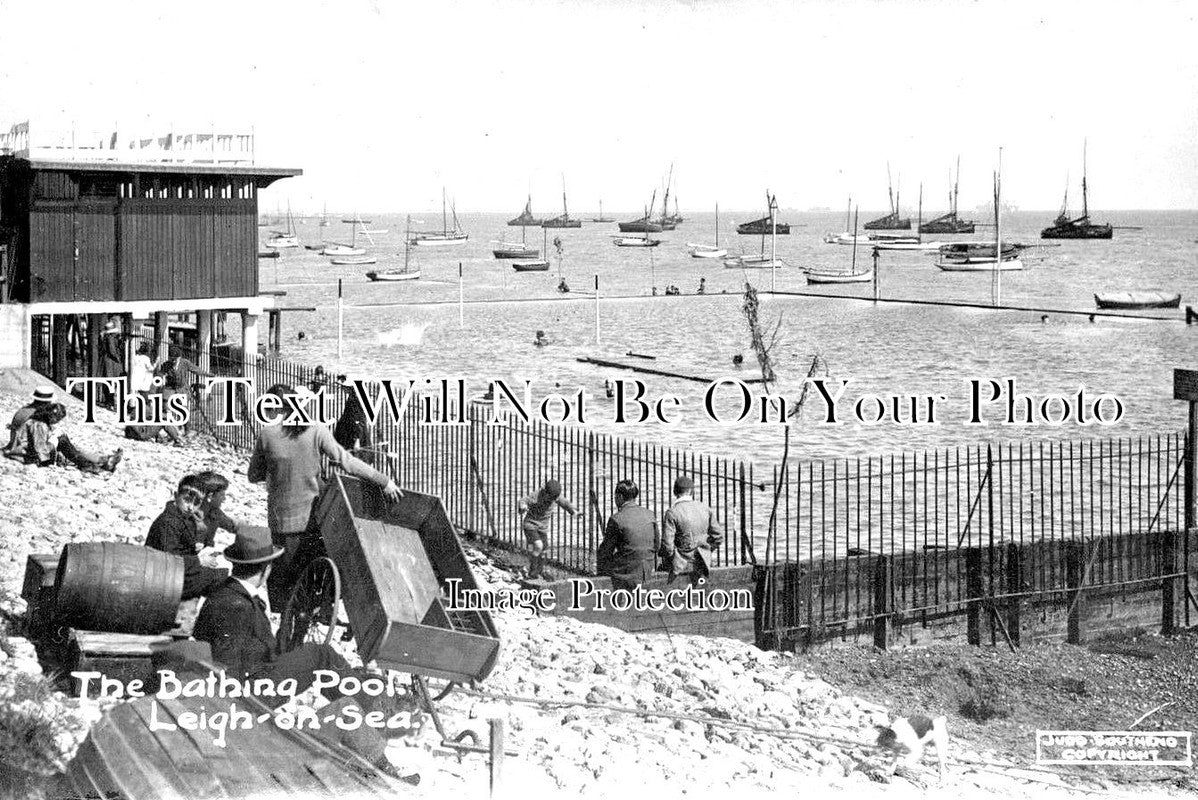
[0,121,300,383]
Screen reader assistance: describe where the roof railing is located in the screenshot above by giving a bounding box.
[0,121,255,165]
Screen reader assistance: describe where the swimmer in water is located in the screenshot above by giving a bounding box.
[535,330,550,347]
[604,379,614,398]
[732,354,744,366]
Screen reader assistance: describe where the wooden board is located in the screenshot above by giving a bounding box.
[63,692,398,800]
[318,476,500,683]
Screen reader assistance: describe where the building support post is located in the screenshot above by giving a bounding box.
[153,311,169,363]
[196,310,213,374]
[241,312,258,378]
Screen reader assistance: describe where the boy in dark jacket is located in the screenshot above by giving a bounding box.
[146,474,228,599]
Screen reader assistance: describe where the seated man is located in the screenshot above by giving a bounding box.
[146,475,229,599]
[5,402,122,474]
[4,386,55,452]
[192,526,350,708]
[597,479,659,591]
[193,470,240,547]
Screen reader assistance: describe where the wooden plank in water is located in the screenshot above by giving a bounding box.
[578,356,765,385]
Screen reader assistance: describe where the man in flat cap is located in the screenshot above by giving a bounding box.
[659,475,725,584]
[192,525,349,705]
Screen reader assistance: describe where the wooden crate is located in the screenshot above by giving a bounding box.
[314,476,501,684]
[22,553,60,637]
[68,631,178,695]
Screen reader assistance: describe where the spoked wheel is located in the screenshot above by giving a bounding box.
[278,557,343,654]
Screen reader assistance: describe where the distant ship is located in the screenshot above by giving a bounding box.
[508,196,543,227]
[863,165,911,230]
[921,157,975,234]
[1040,141,1112,240]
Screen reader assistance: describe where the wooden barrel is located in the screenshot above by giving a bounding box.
[54,543,184,635]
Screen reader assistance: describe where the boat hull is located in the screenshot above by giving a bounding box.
[322,246,366,257]
[330,256,377,265]
[366,270,420,282]
[613,237,661,247]
[493,247,540,259]
[1094,292,1180,310]
[411,234,469,247]
[736,219,791,235]
[725,256,784,269]
[511,260,551,272]
[936,257,1024,272]
[689,246,728,259]
[265,236,299,249]
[920,219,976,234]
[618,219,664,233]
[863,214,911,231]
[872,240,946,251]
[805,269,874,284]
[1040,223,1113,239]
[542,218,582,229]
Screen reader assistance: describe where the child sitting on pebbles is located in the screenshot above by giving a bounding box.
[518,478,578,579]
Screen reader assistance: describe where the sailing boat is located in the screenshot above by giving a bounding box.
[921,157,976,234]
[863,165,912,230]
[614,202,663,246]
[319,203,330,228]
[872,186,946,250]
[513,226,551,271]
[542,178,582,228]
[727,194,785,268]
[688,204,727,258]
[265,203,299,248]
[323,215,372,257]
[664,196,683,228]
[411,189,469,246]
[618,189,664,233]
[1040,141,1112,240]
[737,192,791,235]
[367,216,421,281]
[591,200,613,223]
[508,196,543,227]
[938,164,1023,271]
[806,207,875,284]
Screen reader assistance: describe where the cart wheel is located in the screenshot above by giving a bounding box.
[278,557,342,654]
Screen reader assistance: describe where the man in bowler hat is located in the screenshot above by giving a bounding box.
[597,479,659,591]
[659,475,725,584]
[192,525,350,706]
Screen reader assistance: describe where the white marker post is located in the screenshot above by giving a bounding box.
[336,278,344,360]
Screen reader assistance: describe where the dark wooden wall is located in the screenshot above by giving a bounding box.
[1,161,265,303]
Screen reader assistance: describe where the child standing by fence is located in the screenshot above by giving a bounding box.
[519,478,577,579]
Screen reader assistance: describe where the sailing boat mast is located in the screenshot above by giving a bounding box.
[952,156,961,218]
[441,188,448,236]
[660,164,673,226]
[714,203,719,248]
[404,215,411,274]
[887,163,895,216]
[1081,139,1089,220]
[916,184,922,244]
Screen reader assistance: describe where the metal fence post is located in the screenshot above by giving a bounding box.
[1161,529,1176,635]
[1065,541,1085,644]
[1005,542,1022,647]
[873,556,891,649]
[966,548,983,645]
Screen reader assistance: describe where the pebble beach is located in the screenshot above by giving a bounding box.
[0,371,1186,800]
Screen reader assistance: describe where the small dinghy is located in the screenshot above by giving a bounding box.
[1094,291,1181,310]
[331,255,377,266]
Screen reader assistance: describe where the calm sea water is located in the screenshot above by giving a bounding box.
[260,209,1198,463]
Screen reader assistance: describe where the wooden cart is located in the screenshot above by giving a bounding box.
[277,474,502,751]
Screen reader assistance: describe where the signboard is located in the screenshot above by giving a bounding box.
[1173,369,1198,402]
[1036,731,1193,766]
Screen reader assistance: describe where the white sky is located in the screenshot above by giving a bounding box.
[1,0,1195,213]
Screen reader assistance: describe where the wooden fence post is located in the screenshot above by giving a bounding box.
[489,718,505,798]
[1065,541,1085,645]
[1005,542,1022,647]
[873,556,891,649]
[966,548,983,645]
[1161,529,1177,635]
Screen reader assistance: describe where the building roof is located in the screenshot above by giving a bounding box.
[16,158,301,178]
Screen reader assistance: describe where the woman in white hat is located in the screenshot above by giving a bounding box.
[4,386,55,453]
